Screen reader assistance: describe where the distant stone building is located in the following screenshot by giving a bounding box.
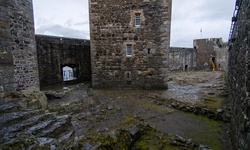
[194,38,228,71]
[89,0,172,89]
[36,35,91,87]
[169,38,228,72]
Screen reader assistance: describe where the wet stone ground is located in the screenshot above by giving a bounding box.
[0,71,231,150]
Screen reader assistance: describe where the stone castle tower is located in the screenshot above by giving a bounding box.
[89,0,172,89]
[0,0,39,91]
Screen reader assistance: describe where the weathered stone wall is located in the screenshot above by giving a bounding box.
[228,0,250,149]
[169,47,196,71]
[214,41,228,71]
[89,0,171,89]
[36,35,91,87]
[194,38,228,71]
[0,0,39,91]
[169,38,227,72]
[194,39,215,70]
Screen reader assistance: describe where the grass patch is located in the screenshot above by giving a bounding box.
[183,113,223,150]
[196,94,225,112]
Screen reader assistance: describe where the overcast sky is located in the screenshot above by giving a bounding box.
[33,0,235,47]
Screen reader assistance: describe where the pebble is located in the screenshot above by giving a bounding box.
[217,109,224,113]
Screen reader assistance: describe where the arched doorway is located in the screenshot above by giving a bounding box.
[62,64,78,81]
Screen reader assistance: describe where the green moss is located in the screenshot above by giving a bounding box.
[183,113,223,150]
[134,128,163,150]
[111,114,140,129]
[197,94,225,112]
[145,103,163,112]
[135,128,197,150]
[136,140,160,150]
[162,145,194,150]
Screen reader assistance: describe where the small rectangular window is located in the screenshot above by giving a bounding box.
[124,71,131,81]
[135,13,141,26]
[126,44,132,57]
[127,72,130,79]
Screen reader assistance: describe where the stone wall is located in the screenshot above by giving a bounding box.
[194,38,228,71]
[214,40,228,71]
[169,38,227,72]
[89,0,171,89]
[36,35,91,87]
[228,0,250,149]
[169,47,196,71]
[0,0,39,91]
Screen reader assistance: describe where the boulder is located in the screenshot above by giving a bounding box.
[20,90,48,109]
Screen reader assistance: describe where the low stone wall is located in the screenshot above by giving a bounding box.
[36,35,91,87]
[169,47,196,72]
[228,0,250,149]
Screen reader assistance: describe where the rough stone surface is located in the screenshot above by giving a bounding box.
[228,0,250,149]
[169,47,196,71]
[89,0,171,89]
[169,38,228,72]
[0,71,230,149]
[194,38,228,71]
[0,0,39,91]
[36,35,91,87]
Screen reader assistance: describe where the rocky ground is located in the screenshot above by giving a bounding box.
[0,71,231,150]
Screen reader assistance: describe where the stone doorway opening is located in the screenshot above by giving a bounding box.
[211,57,217,70]
[62,64,78,81]
[185,65,188,71]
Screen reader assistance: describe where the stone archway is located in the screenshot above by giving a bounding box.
[62,64,78,81]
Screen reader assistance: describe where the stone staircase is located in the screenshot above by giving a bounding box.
[0,97,74,149]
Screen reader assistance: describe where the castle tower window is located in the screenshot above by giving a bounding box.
[135,13,141,26]
[126,44,132,57]
[127,72,130,79]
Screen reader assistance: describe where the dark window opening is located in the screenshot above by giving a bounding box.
[125,71,131,83]
[134,35,138,41]
[185,65,188,71]
[62,64,78,81]
[148,48,151,54]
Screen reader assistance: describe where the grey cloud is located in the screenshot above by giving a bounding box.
[73,21,89,26]
[65,20,89,27]
[192,1,235,22]
[35,24,90,39]
[170,0,234,47]
[33,0,234,48]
